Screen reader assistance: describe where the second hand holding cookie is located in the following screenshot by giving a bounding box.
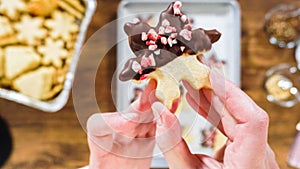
[152,68,280,169]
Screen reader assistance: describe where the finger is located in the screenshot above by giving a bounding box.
[186,90,223,131]
[210,68,268,125]
[152,102,203,168]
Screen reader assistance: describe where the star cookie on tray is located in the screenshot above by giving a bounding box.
[14,15,47,45]
[38,38,68,68]
[45,11,79,41]
[0,0,26,20]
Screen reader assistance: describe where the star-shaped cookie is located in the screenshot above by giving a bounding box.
[38,38,68,68]
[45,11,79,41]
[14,15,47,45]
[0,0,26,20]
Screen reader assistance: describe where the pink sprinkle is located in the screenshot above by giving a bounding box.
[140,74,149,80]
[161,37,167,45]
[141,32,147,41]
[173,1,182,9]
[148,53,156,66]
[146,40,156,45]
[132,61,141,73]
[180,29,192,41]
[184,24,192,30]
[141,56,151,67]
[147,29,158,41]
[148,44,157,51]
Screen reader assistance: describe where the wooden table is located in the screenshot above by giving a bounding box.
[1,0,300,168]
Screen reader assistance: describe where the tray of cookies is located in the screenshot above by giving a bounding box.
[0,0,96,112]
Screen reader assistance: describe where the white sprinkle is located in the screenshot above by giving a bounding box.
[158,26,165,34]
[161,37,167,45]
[132,61,141,73]
[180,46,185,52]
[174,8,181,15]
[148,54,156,66]
[181,15,187,22]
[162,19,170,27]
[170,33,177,39]
[148,29,158,40]
[131,18,140,24]
[148,44,157,51]
[165,26,175,34]
[180,29,192,41]
[141,32,147,41]
[154,49,161,55]
[172,39,177,44]
[168,37,173,47]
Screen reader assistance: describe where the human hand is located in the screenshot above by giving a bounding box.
[153,68,279,169]
[87,80,158,169]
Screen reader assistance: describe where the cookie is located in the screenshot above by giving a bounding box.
[119,1,220,109]
[38,38,68,68]
[148,55,211,109]
[0,48,3,78]
[27,0,59,16]
[13,67,56,100]
[4,46,41,79]
[0,16,14,38]
[0,0,26,20]
[58,0,84,19]
[14,15,47,45]
[45,11,79,41]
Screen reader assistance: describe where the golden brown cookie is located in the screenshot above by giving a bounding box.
[38,38,68,68]
[148,55,211,109]
[4,46,41,79]
[0,16,14,38]
[0,48,3,78]
[27,0,59,16]
[13,66,56,100]
[0,0,27,20]
[45,11,79,41]
[14,15,47,45]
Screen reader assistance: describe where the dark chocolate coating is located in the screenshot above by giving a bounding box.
[119,2,221,81]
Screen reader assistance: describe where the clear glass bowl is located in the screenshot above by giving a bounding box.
[264,63,300,107]
[264,4,300,48]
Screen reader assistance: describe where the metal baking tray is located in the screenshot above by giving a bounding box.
[0,0,97,112]
[117,0,240,168]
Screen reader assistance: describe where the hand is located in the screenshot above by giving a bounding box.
[153,68,279,169]
[87,81,158,169]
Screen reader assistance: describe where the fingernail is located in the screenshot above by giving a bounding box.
[151,102,164,126]
[210,67,226,100]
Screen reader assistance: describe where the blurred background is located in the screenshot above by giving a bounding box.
[0,0,300,168]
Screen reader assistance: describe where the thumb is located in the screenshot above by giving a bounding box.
[151,102,182,152]
[152,102,201,169]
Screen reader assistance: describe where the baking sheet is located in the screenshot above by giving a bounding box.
[117,0,240,168]
[0,0,97,112]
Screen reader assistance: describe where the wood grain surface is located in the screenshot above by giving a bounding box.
[1,0,300,168]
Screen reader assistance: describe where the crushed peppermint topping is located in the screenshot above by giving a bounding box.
[180,29,192,41]
[132,61,141,73]
[161,37,167,45]
[141,32,147,41]
[162,19,170,27]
